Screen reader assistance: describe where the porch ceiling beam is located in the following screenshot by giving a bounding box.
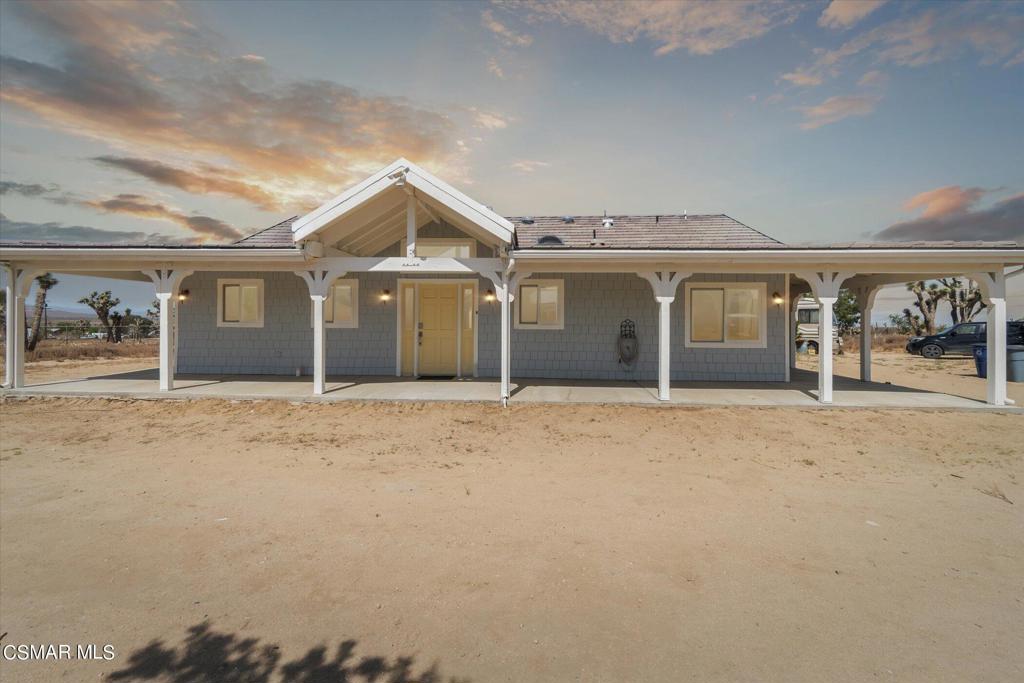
[308,256,503,274]
[340,212,407,255]
[356,224,409,258]
[347,210,433,257]
[341,201,433,255]
[327,200,407,251]
[513,260,1013,275]
[512,249,1022,267]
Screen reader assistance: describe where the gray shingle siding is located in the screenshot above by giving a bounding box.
[178,269,786,382]
[178,270,398,376]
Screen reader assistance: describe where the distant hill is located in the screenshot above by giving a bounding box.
[24,306,100,322]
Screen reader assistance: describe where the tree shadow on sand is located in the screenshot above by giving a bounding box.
[107,621,469,683]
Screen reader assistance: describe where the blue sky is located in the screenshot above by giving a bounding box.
[1,0,1022,319]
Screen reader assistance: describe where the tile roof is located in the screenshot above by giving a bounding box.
[511,214,786,250]
[3,214,1018,251]
[784,240,1019,249]
[230,216,298,247]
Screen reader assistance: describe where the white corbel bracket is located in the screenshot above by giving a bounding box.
[639,271,692,302]
[850,284,880,313]
[295,268,348,298]
[794,270,856,301]
[143,268,194,295]
[14,266,42,297]
[968,270,1006,305]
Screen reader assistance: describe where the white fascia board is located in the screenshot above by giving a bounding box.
[291,159,408,242]
[510,248,1024,265]
[404,167,513,242]
[291,158,514,245]
[0,247,306,265]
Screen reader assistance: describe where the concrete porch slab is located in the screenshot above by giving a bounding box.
[2,367,1014,411]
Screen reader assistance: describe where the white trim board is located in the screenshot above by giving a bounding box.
[292,158,514,245]
[684,281,768,349]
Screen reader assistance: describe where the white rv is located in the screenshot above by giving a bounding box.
[795,297,842,354]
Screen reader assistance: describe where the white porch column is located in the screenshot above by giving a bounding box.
[499,280,510,403]
[795,270,854,404]
[295,268,346,396]
[311,293,327,395]
[640,271,691,401]
[5,266,40,389]
[157,292,174,391]
[818,297,837,403]
[487,269,530,406]
[144,269,192,392]
[3,264,15,388]
[853,285,880,383]
[972,271,1010,406]
[406,194,417,259]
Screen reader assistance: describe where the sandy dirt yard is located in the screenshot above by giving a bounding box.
[0,397,1022,683]
[797,349,1024,405]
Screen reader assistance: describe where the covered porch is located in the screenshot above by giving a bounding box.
[2,159,1021,408]
[3,366,1014,410]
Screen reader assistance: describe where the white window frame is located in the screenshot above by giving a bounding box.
[309,279,359,329]
[216,278,264,328]
[399,237,476,258]
[514,278,565,330]
[684,282,767,348]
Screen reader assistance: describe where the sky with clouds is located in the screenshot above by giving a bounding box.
[0,0,1022,317]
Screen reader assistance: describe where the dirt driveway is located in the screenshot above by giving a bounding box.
[1,397,1022,682]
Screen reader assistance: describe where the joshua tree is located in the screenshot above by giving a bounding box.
[26,272,58,351]
[906,281,944,335]
[892,309,927,336]
[939,277,986,324]
[78,291,120,342]
[110,310,124,343]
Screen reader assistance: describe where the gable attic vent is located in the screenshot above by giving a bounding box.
[537,235,564,246]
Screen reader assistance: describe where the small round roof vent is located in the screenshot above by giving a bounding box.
[537,235,564,246]
[520,216,535,224]
[561,215,575,224]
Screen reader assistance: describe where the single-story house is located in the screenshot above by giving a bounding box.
[2,159,1021,405]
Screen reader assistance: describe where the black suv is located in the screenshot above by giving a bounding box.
[906,321,1024,358]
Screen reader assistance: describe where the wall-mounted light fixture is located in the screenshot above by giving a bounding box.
[771,291,784,305]
[484,289,496,303]
[380,289,392,302]
[178,289,190,303]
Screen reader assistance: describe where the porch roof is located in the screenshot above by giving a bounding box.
[289,158,515,254]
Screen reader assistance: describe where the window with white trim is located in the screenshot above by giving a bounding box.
[217,278,264,328]
[685,282,766,348]
[515,279,564,330]
[400,238,476,258]
[310,279,359,328]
